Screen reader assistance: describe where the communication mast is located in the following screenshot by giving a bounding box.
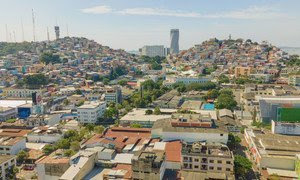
[32,9,36,42]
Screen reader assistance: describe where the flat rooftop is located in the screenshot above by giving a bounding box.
[0,155,15,164]
[120,108,172,122]
[0,100,32,108]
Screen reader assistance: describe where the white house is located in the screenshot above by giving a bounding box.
[77,101,106,124]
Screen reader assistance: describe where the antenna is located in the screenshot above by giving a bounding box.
[32,9,36,42]
[13,31,16,42]
[47,27,50,41]
[5,24,8,42]
[66,24,69,37]
[21,18,25,42]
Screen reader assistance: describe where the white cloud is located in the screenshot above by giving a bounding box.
[81,5,113,14]
[81,5,287,19]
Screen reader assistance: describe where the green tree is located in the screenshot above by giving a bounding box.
[63,99,70,106]
[43,144,57,155]
[215,94,237,110]
[94,125,105,134]
[130,123,142,128]
[70,141,80,151]
[40,52,61,65]
[17,150,29,163]
[154,107,161,115]
[85,124,95,132]
[234,155,252,177]
[118,80,128,86]
[22,73,49,88]
[145,109,153,115]
[64,149,75,157]
[227,133,241,151]
[56,139,70,149]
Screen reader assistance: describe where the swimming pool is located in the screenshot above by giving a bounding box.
[203,103,215,110]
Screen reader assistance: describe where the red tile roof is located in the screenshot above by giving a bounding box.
[165,141,182,162]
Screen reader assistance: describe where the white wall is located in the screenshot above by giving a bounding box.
[27,134,62,143]
[161,132,228,144]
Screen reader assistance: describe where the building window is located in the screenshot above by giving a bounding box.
[194,165,199,169]
[217,167,222,171]
[183,157,188,161]
[209,160,214,163]
[220,134,223,136]
[194,158,199,162]
[226,168,231,171]
[209,166,214,170]
[226,161,231,164]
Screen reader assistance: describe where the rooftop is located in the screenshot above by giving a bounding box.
[120,108,172,122]
[0,155,15,164]
[0,136,24,146]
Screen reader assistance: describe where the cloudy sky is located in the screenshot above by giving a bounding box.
[0,0,300,50]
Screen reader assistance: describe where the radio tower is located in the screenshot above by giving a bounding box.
[47,27,50,42]
[5,24,8,42]
[32,9,36,42]
[21,19,25,42]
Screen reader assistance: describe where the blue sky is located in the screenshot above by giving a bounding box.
[0,0,300,50]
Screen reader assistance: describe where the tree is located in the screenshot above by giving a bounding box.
[70,141,80,151]
[234,155,252,177]
[118,80,128,86]
[85,124,95,132]
[145,109,153,115]
[17,150,29,163]
[63,99,70,106]
[218,74,230,84]
[43,144,57,155]
[154,107,161,115]
[40,52,61,65]
[94,125,105,134]
[5,119,16,123]
[205,89,219,100]
[56,139,70,149]
[104,107,118,119]
[130,123,142,128]
[75,89,82,95]
[64,149,75,157]
[22,73,49,88]
[227,133,241,151]
[215,89,237,110]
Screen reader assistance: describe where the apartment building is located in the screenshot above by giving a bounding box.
[234,66,251,77]
[140,45,165,57]
[181,142,234,175]
[0,155,17,180]
[77,101,106,124]
[0,137,26,155]
[0,107,17,122]
[289,75,300,86]
[2,88,44,98]
[104,87,122,104]
[132,151,166,180]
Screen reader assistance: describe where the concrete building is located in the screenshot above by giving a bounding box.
[2,88,44,98]
[170,29,179,54]
[60,150,98,180]
[105,87,122,104]
[77,101,106,124]
[0,155,16,180]
[0,107,17,121]
[119,108,173,128]
[181,142,234,178]
[27,126,63,143]
[164,75,211,86]
[257,96,300,123]
[132,151,166,180]
[244,129,300,174]
[54,26,60,40]
[36,150,70,180]
[271,120,300,135]
[289,75,300,86]
[0,137,26,155]
[141,45,165,57]
[234,66,251,77]
[151,113,228,144]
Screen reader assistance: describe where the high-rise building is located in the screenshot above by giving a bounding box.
[140,45,165,57]
[54,26,60,40]
[170,29,179,54]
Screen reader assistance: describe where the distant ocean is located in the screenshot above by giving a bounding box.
[280,47,300,56]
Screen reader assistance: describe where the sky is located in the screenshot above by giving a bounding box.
[0,0,300,50]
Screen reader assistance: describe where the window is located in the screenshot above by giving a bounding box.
[209,160,214,163]
[217,160,222,164]
[194,158,199,162]
[220,134,223,136]
[217,167,222,171]
[226,161,231,164]
[194,165,199,169]
[226,168,231,171]
[209,166,214,170]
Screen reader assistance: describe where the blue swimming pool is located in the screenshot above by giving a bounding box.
[203,103,215,110]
